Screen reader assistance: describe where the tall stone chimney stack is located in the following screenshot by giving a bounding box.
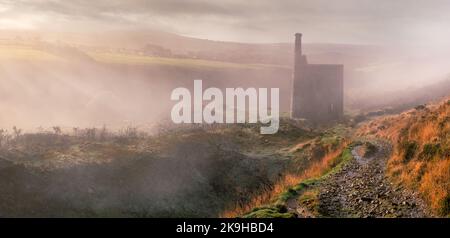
[293,33,306,84]
[294,33,306,70]
[295,33,302,56]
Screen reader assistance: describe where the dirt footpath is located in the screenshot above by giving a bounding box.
[290,141,432,218]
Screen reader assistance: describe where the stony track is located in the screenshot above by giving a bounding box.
[292,141,432,218]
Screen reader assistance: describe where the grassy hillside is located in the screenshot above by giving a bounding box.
[0,45,64,61]
[0,119,349,217]
[357,99,450,216]
[0,42,290,71]
[222,125,351,217]
[235,146,352,218]
[86,52,285,69]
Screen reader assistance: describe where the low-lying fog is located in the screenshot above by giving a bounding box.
[0,36,449,131]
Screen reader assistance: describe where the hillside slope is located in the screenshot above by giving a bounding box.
[357,99,450,216]
[237,99,449,218]
[0,119,351,217]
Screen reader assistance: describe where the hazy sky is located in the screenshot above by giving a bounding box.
[1,0,450,45]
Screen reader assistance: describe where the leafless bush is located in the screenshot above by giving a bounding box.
[85,128,96,140]
[53,126,62,135]
[99,125,109,141]
[0,129,11,147]
[73,127,79,137]
[13,126,22,139]
[123,126,138,138]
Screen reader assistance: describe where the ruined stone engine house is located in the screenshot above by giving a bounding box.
[291,33,344,123]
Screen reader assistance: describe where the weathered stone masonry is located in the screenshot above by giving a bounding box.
[291,33,344,123]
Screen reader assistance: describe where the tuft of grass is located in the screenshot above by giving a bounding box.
[419,143,441,161]
[439,195,450,216]
[242,206,296,218]
[297,189,320,216]
[401,140,418,163]
[363,141,378,157]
